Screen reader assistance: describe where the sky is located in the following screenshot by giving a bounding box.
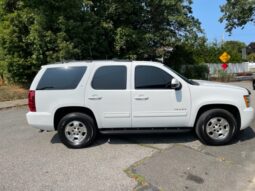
[192,0,255,45]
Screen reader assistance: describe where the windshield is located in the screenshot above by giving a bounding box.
[163,65,199,85]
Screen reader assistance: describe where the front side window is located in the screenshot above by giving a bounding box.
[37,66,86,90]
[92,66,127,90]
[135,66,173,89]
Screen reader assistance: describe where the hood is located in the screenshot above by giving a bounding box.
[194,80,249,93]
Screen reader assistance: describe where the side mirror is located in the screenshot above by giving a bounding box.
[171,78,181,90]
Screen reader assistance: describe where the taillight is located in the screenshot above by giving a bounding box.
[28,90,36,112]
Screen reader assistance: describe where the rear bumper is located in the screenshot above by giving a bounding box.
[240,107,254,130]
[26,112,54,131]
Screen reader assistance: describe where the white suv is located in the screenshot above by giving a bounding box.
[26,60,254,148]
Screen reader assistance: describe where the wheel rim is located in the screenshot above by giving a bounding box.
[64,120,87,144]
[205,117,230,140]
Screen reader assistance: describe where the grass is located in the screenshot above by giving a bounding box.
[124,156,164,191]
[0,85,27,102]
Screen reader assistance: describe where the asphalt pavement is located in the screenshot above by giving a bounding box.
[0,81,255,191]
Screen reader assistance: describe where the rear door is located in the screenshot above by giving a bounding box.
[85,62,131,129]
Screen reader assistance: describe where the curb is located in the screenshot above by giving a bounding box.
[0,99,27,110]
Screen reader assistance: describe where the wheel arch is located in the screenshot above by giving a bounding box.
[54,106,98,130]
[194,104,241,129]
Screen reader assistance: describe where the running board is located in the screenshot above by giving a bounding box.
[99,127,193,134]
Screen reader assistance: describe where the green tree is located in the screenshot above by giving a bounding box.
[168,39,246,65]
[247,42,255,54]
[193,40,224,63]
[0,0,100,83]
[248,53,255,62]
[92,0,202,59]
[170,38,227,65]
[220,0,255,33]
[192,40,245,64]
[0,0,202,84]
[221,41,246,62]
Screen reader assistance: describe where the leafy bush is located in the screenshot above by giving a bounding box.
[216,70,235,82]
[179,64,209,80]
[7,60,39,85]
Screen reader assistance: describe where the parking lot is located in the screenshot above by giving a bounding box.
[0,81,255,191]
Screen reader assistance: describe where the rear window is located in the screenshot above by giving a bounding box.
[91,66,127,90]
[36,66,86,90]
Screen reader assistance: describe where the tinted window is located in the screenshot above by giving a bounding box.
[37,66,86,90]
[92,66,127,90]
[135,66,173,89]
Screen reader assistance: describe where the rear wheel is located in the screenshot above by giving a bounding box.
[57,112,97,148]
[195,109,238,145]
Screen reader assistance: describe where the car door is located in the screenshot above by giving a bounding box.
[131,63,191,128]
[85,62,131,129]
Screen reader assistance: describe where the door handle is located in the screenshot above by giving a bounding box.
[134,97,149,100]
[88,95,102,100]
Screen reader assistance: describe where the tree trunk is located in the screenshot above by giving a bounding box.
[0,73,4,85]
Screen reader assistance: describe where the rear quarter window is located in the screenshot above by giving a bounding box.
[36,66,86,90]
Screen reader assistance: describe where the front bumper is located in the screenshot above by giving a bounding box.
[26,112,54,131]
[240,107,254,130]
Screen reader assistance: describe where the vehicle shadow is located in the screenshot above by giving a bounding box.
[50,127,255,147]
[105,132,196,145]
[233,127,255,143]
[50,131,197,146]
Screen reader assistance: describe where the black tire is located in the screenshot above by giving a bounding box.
[195,109,238,146]
[57,112,97,148]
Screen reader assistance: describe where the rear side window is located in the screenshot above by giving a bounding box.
[135,66,173,89]
[92,66,127,90]
[37,66,86,90]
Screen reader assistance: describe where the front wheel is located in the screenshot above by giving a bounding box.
[195,109,238,145]
[57,113,97,148]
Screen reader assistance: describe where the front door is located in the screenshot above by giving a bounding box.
[131,64,190,128]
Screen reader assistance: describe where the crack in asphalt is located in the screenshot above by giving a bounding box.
[124,142,245,191]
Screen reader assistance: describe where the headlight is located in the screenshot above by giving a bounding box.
[244,95,250,108]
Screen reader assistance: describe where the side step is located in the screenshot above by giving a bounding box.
[99,127,193,134]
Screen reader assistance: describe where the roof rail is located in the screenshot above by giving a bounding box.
[47,60,93,65]
[47,59,135,65]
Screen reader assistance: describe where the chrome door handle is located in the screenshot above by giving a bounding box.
[135,97,149,100]
[88,95,102,100]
